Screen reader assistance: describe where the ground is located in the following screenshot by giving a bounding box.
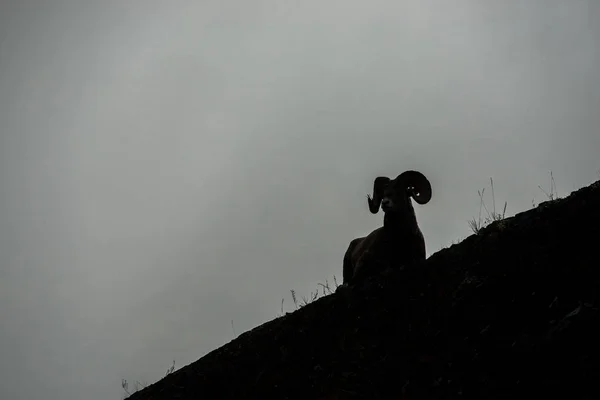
[127,179,600,400]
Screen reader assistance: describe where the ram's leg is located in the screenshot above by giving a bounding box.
[342,248,354,285]
[342,239,362,285]
[351,253,371,284]
[354,253,395,284]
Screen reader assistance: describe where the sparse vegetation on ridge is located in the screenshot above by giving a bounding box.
[467,177,507,234]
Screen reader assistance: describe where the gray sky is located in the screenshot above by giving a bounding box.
[1,1,599,399]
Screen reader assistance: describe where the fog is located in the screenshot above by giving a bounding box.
[1,1,598,399]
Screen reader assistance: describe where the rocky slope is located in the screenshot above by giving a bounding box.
[127,179,600,400]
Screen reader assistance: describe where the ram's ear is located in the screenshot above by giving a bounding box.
[398,171,431,205]
[367,176,390,213]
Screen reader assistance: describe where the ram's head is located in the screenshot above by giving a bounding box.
[367,170,432,214]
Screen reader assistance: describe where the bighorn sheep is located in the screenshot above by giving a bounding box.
[342,170,432,286]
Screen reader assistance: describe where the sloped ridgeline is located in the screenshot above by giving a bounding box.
[128,179,600,400]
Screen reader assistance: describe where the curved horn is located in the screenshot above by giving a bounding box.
[398,170,432,205]
[367,176,390,213]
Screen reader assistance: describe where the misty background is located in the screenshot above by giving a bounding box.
[1,1,599,399]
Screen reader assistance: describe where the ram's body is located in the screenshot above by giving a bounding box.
[342,171,431,286]
[343,218,426,284]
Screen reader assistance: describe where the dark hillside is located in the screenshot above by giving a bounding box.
[127,179,600,400]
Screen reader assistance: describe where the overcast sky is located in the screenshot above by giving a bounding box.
[1,1,599,399]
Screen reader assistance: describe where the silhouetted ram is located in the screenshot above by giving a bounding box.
[342,170,432,286]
